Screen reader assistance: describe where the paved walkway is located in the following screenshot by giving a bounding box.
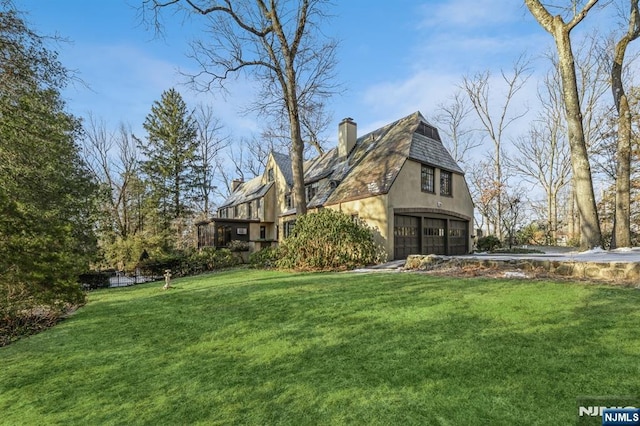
[356,247,640,273]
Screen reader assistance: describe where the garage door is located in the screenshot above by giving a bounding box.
[448,220,468,255]
[394,215,419,259]
[423,218,446,255]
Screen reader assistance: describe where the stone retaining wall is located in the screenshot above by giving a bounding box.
[405,254,640,283]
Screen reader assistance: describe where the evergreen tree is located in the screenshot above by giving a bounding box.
[0,2,97,314]
[137,88,198,224]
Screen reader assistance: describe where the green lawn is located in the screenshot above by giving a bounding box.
[1,269,639,425]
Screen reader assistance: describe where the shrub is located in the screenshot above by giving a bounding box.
[187,247,240,273]
[277,209,385,271]
[476,235,501,252]
[249,246,281,269]
[137,248,241,278]
[137,253,186,278]
[227,240,250,252]
[0,280,84,347]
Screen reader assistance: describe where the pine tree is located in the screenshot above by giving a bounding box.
[137,89,198,225]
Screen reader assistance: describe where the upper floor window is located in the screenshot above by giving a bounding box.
[305,182,318,202]
[255,198,261,218]
[440,170,452,196]
[247,202,252,219]
[268,168,274,182]
[234,205,239,218]
[416,122,439,140]
[285,193,293,209]
[421,165,435,193]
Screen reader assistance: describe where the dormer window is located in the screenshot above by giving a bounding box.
[285,193,293,209]
[416,122,439,140]
[267,168,274,182]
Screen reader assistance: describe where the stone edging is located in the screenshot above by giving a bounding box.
[404,254,640,284]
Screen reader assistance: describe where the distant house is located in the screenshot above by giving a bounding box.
[197,111,474,260]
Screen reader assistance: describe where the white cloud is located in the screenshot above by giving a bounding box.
[419,0,525,29]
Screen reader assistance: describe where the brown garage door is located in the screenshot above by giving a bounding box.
[394,215,419,259]
[448,220,468,255]
[423,218,446,255]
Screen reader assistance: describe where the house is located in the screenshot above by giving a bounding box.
[197,111,474,260]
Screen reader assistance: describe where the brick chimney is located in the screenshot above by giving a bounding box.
[338,117,357,158]
[231,179,244,191]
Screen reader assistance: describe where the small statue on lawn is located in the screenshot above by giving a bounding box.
[163,269,172,290]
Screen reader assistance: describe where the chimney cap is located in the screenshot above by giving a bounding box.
[341,117,355,124]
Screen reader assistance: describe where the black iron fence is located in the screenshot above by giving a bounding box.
[79,269,159,290]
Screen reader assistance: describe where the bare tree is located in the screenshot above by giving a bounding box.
[83,116,140,238]
[467,159,500,236]
[192,104,228,216]
[524,0,603,250]
[433,90,479,166]
[460,56,531,239]
[141,0,339,216]
[610,0,640,248]
[509,64,572,245]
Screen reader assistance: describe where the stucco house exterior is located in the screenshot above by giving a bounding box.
[197,111,474,260]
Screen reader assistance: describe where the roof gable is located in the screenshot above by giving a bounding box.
[219,176,272,208]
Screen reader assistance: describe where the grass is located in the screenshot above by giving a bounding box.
[1,269,639,425]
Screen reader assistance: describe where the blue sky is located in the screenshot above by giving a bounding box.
[13,1,607,144]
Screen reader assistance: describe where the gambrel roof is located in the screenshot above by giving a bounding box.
[220,111,463,211]
[324,111,462,205]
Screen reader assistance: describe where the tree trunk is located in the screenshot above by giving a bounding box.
[553,24,602,249]
[285,70,307,217]
[613,94,632,248]
[610,0,639,248]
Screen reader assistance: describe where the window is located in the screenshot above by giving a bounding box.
[421,165,435,193]
[260,226,266,239]
[305,182,318,202]
[268,168,274,182]
[440,170,452,196]
[285,193,293,209]
[284,220,296,238]
[256,198,261,218]
[233,205,239,218]
[416,122,439,140]
[247,202,252,219]
[216,225,232,247]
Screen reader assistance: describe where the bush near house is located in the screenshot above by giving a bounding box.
[277,209,385,271]
[476,235,502,252]
[249,246,281,269]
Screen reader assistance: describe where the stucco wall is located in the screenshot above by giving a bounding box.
[325,195,390,261]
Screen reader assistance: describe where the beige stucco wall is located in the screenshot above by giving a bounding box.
[264,153,292,220]
[325,195,390,261]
